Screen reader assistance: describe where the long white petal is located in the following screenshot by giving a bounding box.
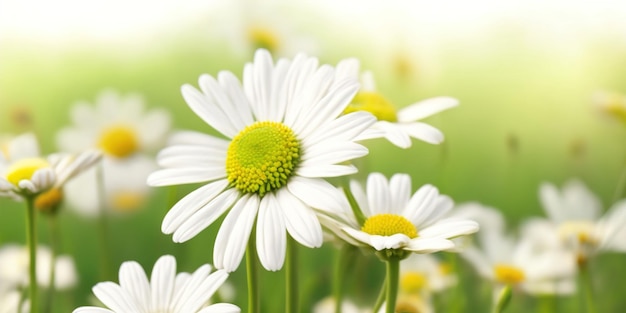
[400,122,445,145]
[199,74,248,132]
[397,97,458,122]
[147,168,225,186]
[300,142,368,166]
[366,173,391,215]
[295,164,357,178]
[151,255,176,312]
[376,122,412,149]
[256,194,286,271]
[181,84,238,138]
[118,261,151,310]
[173,188,239,242]
[287,176,346,214]
[278,189,323,248]
[214,195,259,272]
[92,282,139,312]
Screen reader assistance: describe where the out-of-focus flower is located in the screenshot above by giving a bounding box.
[313,296,366,313]
[72,255,239,313]
[320,173,478,259]
[148,49,375,272]
[457,204,577,296]
[592,90,626,124]
[0,286,28,313]
[338,60,458,149]
[538,179,626,262]
[0,244,78,290]
[57,90,170,215]
[0,133,100,200]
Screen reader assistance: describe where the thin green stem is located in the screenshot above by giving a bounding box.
[385,257,400,313]
[372,277,387,313]
[246,231,260,313]
[44,214,59,313]
[343,187,366,225]
[539,294,556,313]
[492,285,512,313]
[286,236,299,313]
[25,196,39,313]
[96,164,113,280]
[580,262,597,313]
[333,245,354,313]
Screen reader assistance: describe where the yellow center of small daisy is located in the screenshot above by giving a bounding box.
[401,271,428,294]
[226,121,300,197]
[111,191,146,212]
[35,187,63,212]
[98,125,139,158]
[494,264,525,285]
[248,26,280,52]
[601,93,626,122]
[558,221,597,245]
[6,158,50,186]
[344,92,398,122]
[361,214,418,238]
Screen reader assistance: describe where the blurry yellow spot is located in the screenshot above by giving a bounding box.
[6,158,50,186]
[494,264,525,285]
[35,188,63,212]
[439,262,452,275]
[98,125,138,158]
[558,221,597,245]
[344,92,398,122]
[111,191,145,212]
[361,214,417,238]
[600,93,626,123]
[395,300,421,313]
[401,271,427,294]
[393,53,414,81]
[248,26,280,52]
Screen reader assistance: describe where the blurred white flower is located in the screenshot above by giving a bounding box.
[457,204,577,295]
[338,60,458,149]
[592,90,626,124]
[72,255,239,313]
[0,287,28,313]
[313,296,366,313]
[0,244,78,290]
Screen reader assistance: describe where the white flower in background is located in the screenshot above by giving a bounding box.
[320,173,478,257]
[457,204,577,295]
[0,133,100,200]
[73,255,239,313]
[313,296,366,313]
[0,244,78,290]
[592,90,626,124]
[56,90,170,215]
[0,287,28,313]
[148,49,375,272]
[538,179,626,261]
[338,60,458,149]
[399,254,456,296]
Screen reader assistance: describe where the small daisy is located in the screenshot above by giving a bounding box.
[338,60,458,149]
[57,90,170,214]
[538,179,626,261]
[148,49,375,272]
[312,297,366,313]
[320,173,479,257]
[73,255,239,313]
[457,204,577,295]
[592,90,626,124]
[0,244,78,290]
[0,287,28,313]
[0,133,101,200]
[399,254,456,297]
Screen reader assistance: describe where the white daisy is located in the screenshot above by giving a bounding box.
[0,244,78,290]
[319,172,479,257]
[592,90,626,124]
[538,179,626,260]
[0,133,101,200]
[338,60,458,149]
[312,296,366,313]
[399,254,456,296]
[56,90,170,214]
[0,287,28,313]
[148,49,375,272]
[457,204,577,295]
[73,255,239,313]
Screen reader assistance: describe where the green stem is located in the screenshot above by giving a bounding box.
[333,245,353,313]
[25,196,39,313]
[492,285,512,313]
[342,187,366,226]
[96,164,113,280]
[44,214,59,313]
[539,294,556,313]
[246,231,260,313]
[385,257,400,313]
[372,277,387,313]
[580,262,597,313]
[286,236,298,313]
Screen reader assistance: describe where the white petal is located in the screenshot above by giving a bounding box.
[167,131,231,148]
[349,179,371,217]
[151,255,176,311]
[73,307,115,313]
[419,220,479,239]
[301,111,377,147]
[370,233,412,250]
[147,167,226,186]
[256,194,286,271]
[138,109,171,150]
[199,303,242,313]
[375,121,412,149]
[282,55,320,127]
[334,58,360,84]
[214,195,259,272]
[8,133,40,160]
[177,269,229,313]
[118,261,151,310]
[244,49,274,121]
[397,96,459,122]
[389,174,411,212]
[366,173,392,215]
[278,189,323,248]
[400,122,445,145]
[156,145,225,168]
[92,282,139,312]
[287,176,346,214]
[295,164,357,178]
[218,71,254,126]
[173,188,239,242]
[406,238,455,253]
[171,264,212,312]
[403,185,439,226]
[300,142,368,166]
[287,65,335,133]
[181,84,239,138]
[199,74,248,132]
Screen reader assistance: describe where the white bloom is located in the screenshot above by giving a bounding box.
[0,287,28,313]
[0,133,100,199]
[0,244,78,290]
[339,60,458,149]
[320,173,478,255]
[57,90,170,214]
[148,49,375,272]
[539,179,626,258]
[313,296,366,313]
[457,204,577,295]
[399,254,456,295]
[73,255,238,313]
[592,90,626,123]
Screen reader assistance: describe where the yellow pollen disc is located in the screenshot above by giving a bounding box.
[361,214,417,238]
[438,262,452,275]
[111,191,145,212]
[248,26,280,52]
[98,125,139,158]
[6,158,50,186]
[35,188,63,212]
[226,121,300,197]
[494,264,525,285]
[344,92,398,122]
[558,221,597,245]
[601,93,626,122]
[395,300,421,313]
[401,272,428,294]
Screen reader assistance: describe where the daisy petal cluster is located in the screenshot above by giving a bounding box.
[148,49,376,272]
[0,244,78,290]
[73,255,239,313]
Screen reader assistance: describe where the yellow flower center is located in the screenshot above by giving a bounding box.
[344,92,398,122]
[601,93,626,123]
[558,221,597,245]
[98,125,139,158]
[494,264,525,285]
[361,214,417,238]
[35,188,63,212]
[111,191,145,212]
[226,121,300,197]
[6,158,50,186]
[395,300,422,313]
[248,26,280,53]
[401,271,428,294]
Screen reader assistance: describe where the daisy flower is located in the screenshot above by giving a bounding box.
[73,255,239,313]
[0,244,78,290]
[592,90,626,124]
[458,204,577,295]
[312,297,366,313]
[0,287,28,313]
[56,90,170,215]
[538,179,626,261]
[338,60,458,149]
[148,49,375,272]
[319,172,479,258]
[0,133,101,200]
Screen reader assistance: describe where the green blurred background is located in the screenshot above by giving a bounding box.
[1,0,625,312]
